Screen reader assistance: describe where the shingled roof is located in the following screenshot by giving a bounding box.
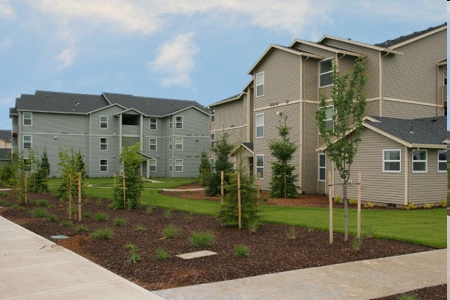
[365,116,447,146]
[13,91,208,117]
[0,130,11,142]
[375,23,447,48]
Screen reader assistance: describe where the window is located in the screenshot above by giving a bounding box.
[412,150,427,173]
[319,59,333,87]
[318,154,326,181]
[23,112,32,126]
[23,135,32,149]
[256,72,264,97]
[256,113,264,138]
[256,155,264,179]
[175,159,183,172]
[169,159,173,172]
[210,133,215,148]
[175,116,183,129]
[149,138,157,151]
[149,159,157,172]
[100,115,108,129]
[100,137,108,150]
[383,149,401,172]
[324,106,334,130]
[210,158,216,173]
[211,108,215,122]
[175,137,183,151]
[438,150,447,172]
[100,159,108,172]
[150,118,157,130]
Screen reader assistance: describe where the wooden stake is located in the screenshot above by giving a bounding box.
[68,175,72,219]
[328,171,333,244]
[78,172,82,222]
[113,172,116,188]
[24,171,28,205]
[357,172,362,239]
[122,171,126,209]
[220,171,224,207]
[237,173,242,230]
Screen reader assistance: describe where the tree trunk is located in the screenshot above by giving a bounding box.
[343,182,348,241]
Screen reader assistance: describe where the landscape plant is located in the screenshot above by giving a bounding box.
[233,244,250,257]
[124,243,142,264]
[315,56,367,241]
[154,248,170,260]
[189,231,215,248]
[198,151,211,186]
[162,224,180,239]
[91,228,113,240]
[206,133,234,196]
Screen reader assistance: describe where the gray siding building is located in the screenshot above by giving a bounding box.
[10,91,210,178]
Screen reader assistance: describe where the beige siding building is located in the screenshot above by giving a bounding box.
[209,23,447,206]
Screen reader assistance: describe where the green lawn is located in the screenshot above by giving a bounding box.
[49,178,447,248]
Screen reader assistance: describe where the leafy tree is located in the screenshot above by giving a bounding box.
[315,56,367,241]
[112,143,143,210]
[198,151,211,186]
[29,150,49,193]
[57,149,85,204]
[268,117,299,198]
[206,134,234,196]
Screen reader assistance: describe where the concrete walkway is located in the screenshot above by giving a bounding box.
[0,215,446,300]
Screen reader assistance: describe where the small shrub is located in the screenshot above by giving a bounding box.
[348,198,358,205]
[351,237,364,251]
[83,212,91,219]
[145,206,154,215]
[135,225,147,232]
[162,224,180,239]
[396,294,420,300]
[114,217,127,226]
[95,213,109,222]
[423,203,433,209]
[405,203,416,210]
[91,228,113,240]
[29,208,49,218]
[36,199,48,207]
[124,243,142,264]
[154,248,170,260]
[234,244,250,257]
[440,199,447,208]
[189,231,215,248]
[364,201,375,208]
[164,209,172,218]
[60,220,72,227]
[47,214,58,222]
[286,225,297,240]
[75,224,89,232]
[334,195,342,204]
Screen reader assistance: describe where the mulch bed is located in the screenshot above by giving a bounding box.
[0,186,446,299]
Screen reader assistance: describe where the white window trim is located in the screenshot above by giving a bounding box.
[149,159,157,172]
[100,159,108,172]
[23,112,32,126]
[175,137,183,151]
[256,154,264,179]
[438,150,447,172]
[23,135,32,149]
[382,149,401,173]
[100,115,108,129]
[149,138,157,151]
[319,58,334,88]
[318,153,326,181]
[175,159,183,172]
[412,149,427,173]
[256,113,264,138]
[256,72,264,97]
[175,115,183,129]
[149,118,157,130]
[210,133,215,148]
[100,137,108,151]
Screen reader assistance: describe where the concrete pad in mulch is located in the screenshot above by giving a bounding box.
[176,250,217,260]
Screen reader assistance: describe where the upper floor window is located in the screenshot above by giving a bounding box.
[150,159,157,172]
[438,150,447,172]
[256,72,264,97]
[211,108,215,122]
[23,112,32,126]
[256,155,264,179]
[23,135,32,149]
[100,137,108,150]
[175,116,183,129]
[169,116,173,129]
[149,138,157,151]
[175,137,183,151]
[210,133,215,148]
[256,113,264,138]
[318,153,326,181]
[383,149,401,172]
[150,118,157,130]
[100,115,108,129]
[412,150,427,173]
[324,105,334,130]
[319,59,333,87]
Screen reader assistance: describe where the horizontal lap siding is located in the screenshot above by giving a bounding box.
[302,103,320,193]
[383,101,436,119]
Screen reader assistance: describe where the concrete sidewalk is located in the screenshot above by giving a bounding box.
[0,215,446,300]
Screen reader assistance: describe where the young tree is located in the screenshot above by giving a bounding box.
[112,143,143,210]
[268,117,299,198]
[315,56,367,241]
[206,134,234,196]
[198,151,211,186]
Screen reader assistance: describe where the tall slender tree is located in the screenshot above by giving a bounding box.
[315,56,367,241]
[206,133,234,196]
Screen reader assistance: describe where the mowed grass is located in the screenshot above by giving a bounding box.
[48,178,447,248]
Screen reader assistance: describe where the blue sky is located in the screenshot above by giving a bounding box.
[0,0,446,130]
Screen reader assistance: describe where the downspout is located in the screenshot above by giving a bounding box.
[379,52,383,116]
[172,115,175,178]
[404,146,409,205]
[88,115,91,177]
[299,56,304,193]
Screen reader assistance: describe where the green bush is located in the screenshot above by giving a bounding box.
[135,225,147,232]
[75,224,89,232]
[154,248,170,260]
[114,217,126,226]
[29,208,49,218]
[189,231,215,248]
[348,198,358,205]
[91,228,113,240]
[423,203,433,209]
[334,195,342,204]
[36,199,48,207]
[162,224,180,239]
[47,214,58,222]
[124,243,142,263]
[234,244,250,257]
[351,237,364,251]
[95,213,109,222]
[405,203,416,210]
[60,220,72,227]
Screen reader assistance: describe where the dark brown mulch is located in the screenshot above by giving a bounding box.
[0,188,446,299]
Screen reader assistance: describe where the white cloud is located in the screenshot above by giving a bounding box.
[0,0,16,19]
[149,32,199,87]
[57,47,76,69]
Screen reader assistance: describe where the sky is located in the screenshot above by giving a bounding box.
[0,0,447,130]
